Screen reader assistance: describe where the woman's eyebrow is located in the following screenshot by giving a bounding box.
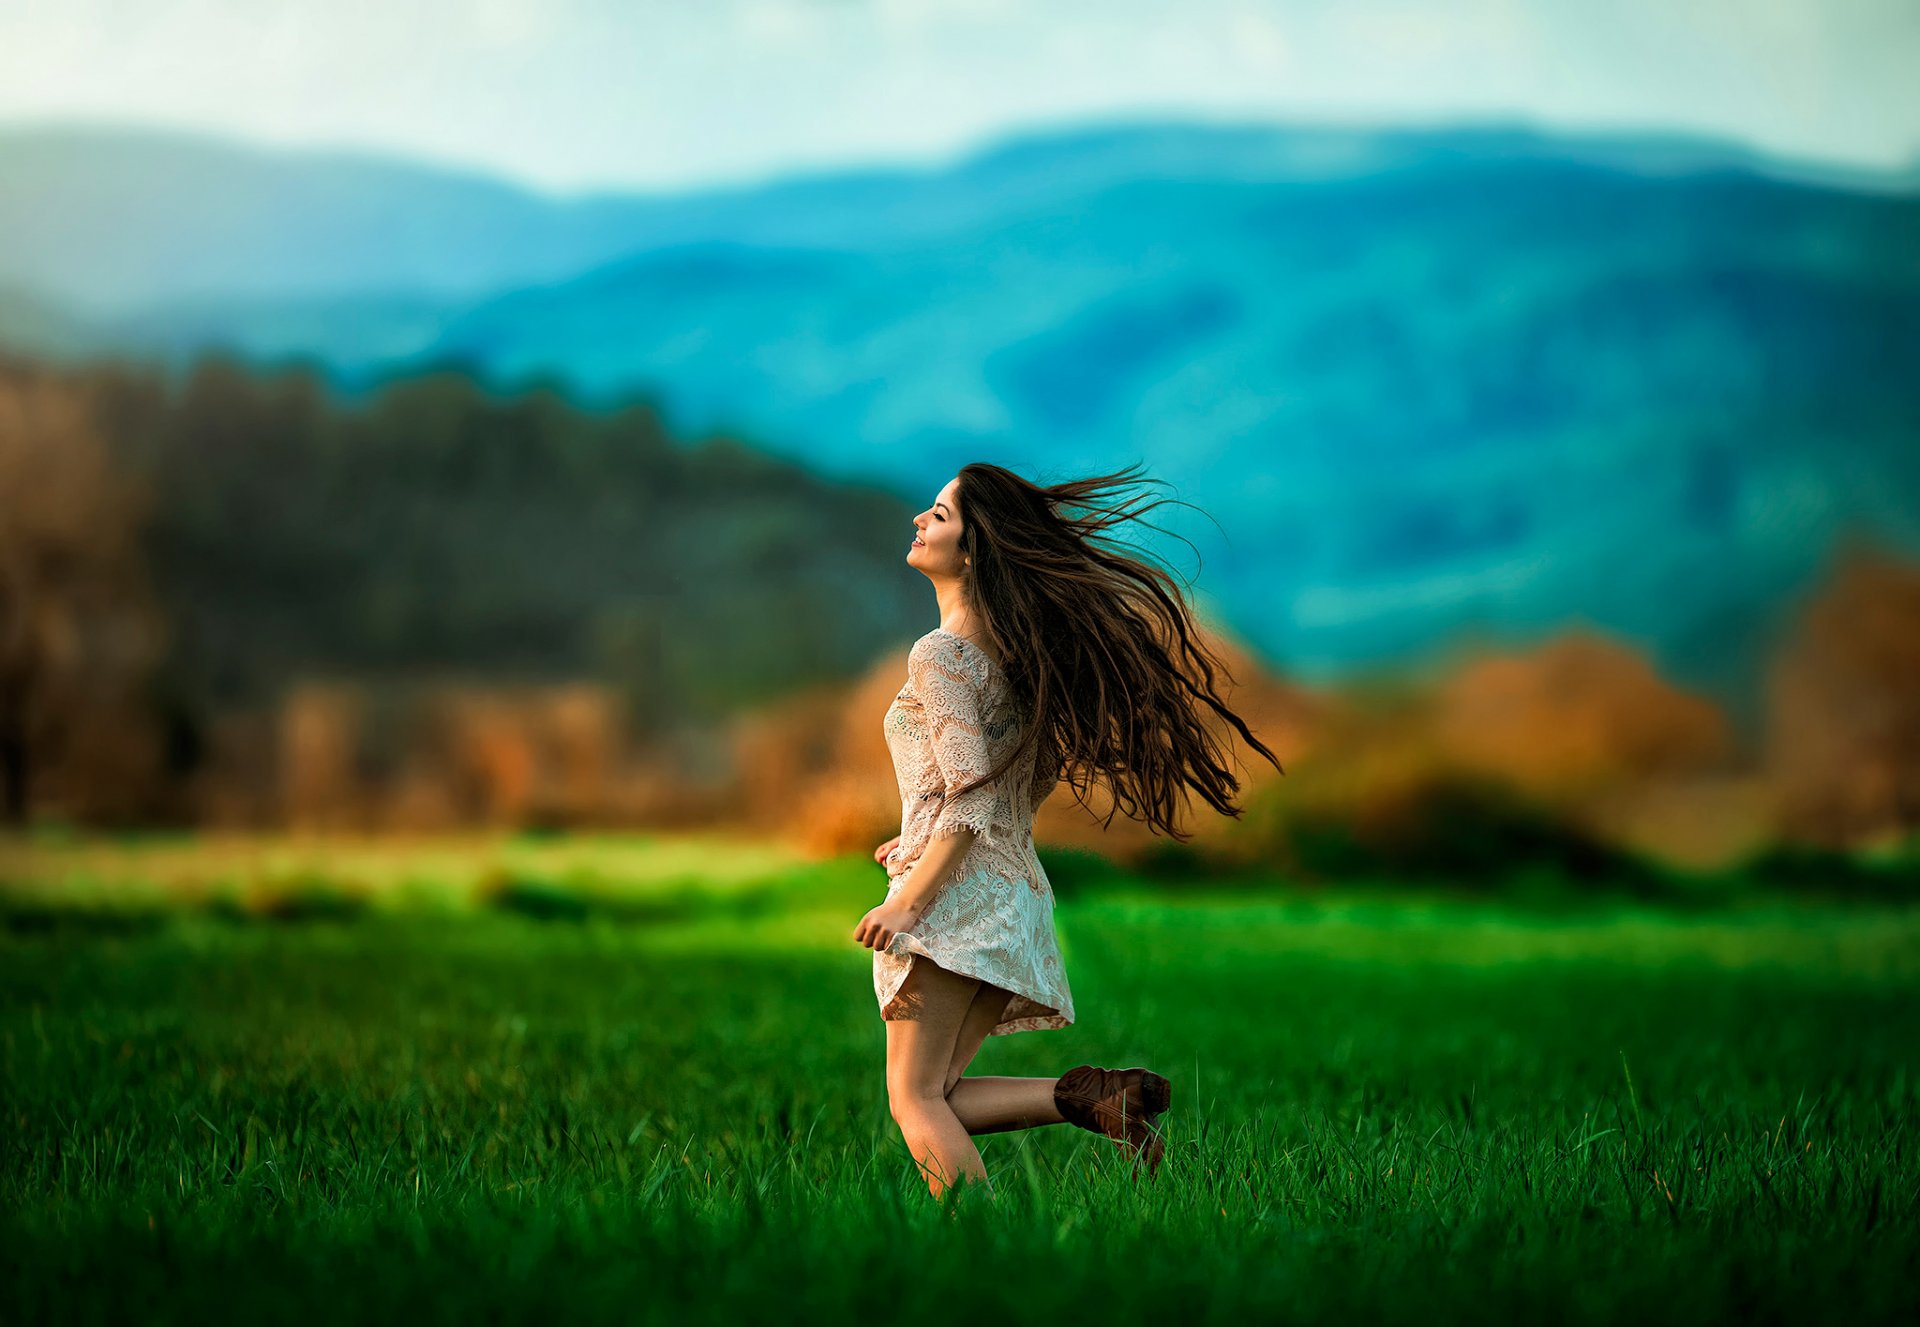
[935,501,951,515]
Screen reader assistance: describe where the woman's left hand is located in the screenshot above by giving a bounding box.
[853,898,922,952]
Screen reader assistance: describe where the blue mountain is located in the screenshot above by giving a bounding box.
[2,117,1916,741]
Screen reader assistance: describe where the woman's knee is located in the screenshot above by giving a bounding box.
[887,1078,949,1125]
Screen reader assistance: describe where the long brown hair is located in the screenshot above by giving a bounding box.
[940,461,1284,841]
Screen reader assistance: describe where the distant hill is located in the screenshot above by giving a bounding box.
[2,117,1917,740]
[5,117,1913,314]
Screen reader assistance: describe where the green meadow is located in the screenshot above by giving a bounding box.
[3,834,1917,1324]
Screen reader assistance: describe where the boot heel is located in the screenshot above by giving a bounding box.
[1140,1071,1172,1116]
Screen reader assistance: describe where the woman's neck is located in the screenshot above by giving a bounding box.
[935,582,973,636]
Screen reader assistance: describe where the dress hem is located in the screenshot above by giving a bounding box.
[878,934,1074,1037]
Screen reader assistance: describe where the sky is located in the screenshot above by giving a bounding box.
[1,0,1916,196]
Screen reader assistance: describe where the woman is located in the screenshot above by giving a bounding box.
[852,461,1286,1201]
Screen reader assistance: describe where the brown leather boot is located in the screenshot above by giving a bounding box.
[1053,1064,1173,1178]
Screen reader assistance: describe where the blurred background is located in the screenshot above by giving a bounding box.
[1,0,1917,892]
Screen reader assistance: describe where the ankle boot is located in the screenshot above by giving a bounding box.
[1053,1064,1173,1178]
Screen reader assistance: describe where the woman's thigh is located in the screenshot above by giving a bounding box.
[883,955,981,1106]
[944,982,1016,1096]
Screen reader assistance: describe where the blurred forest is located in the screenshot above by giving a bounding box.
[1,351,1916,879]
[0,352,922,824]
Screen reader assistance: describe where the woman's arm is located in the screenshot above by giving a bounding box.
[853,825,977,950]
[893,826,976,917]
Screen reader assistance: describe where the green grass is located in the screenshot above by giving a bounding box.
[3,840,1918,1323]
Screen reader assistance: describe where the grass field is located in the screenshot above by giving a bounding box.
[3,833,1917,1324]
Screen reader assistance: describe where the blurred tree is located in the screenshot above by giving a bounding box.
[279,682,364,832]
[0,363,167,823]
[1433,628,1736,803]
[0,351,932,827]
[1766,539,1920,849]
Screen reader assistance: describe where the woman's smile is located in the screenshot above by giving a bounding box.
[907,485,963,567]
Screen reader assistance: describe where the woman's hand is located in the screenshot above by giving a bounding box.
[853,897,921,952]
[872,835,902,867]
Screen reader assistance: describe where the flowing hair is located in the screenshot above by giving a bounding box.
[939,461,1285,841]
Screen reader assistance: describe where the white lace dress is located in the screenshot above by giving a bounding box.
[875,628,1075,1035]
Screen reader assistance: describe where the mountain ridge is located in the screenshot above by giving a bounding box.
[2,115,1916,742]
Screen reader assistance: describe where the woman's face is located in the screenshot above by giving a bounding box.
[907,476,966,578]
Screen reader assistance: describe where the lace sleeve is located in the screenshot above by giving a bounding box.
[908,634,1002,848]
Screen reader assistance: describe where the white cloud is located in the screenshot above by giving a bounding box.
[0,0,1912,192]
[736,0,834,47]
[874,0,1020,32]
[1227,7,1295,74]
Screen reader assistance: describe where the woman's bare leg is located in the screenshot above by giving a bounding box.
[939,980,1068,1135]
[947,1078,1067,1134]
[883,956,994,1200]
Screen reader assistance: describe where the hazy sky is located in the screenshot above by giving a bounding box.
[2,0,1915,195]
